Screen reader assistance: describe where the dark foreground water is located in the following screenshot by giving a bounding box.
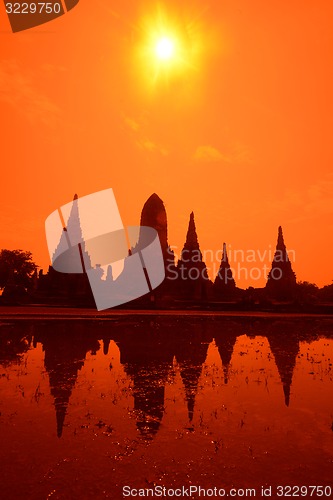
[0,315,333,499]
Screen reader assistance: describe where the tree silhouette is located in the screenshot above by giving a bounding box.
[0,249,37,290]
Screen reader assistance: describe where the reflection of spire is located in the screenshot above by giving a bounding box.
[46,362,81,437]
[103,338,110,356]
[65,194,82,244]
[267,331,299,407]
[132,378,165,439]
[117,329,174,441]
[36,325,100,437]
[179,365,201,422]
[45,348,83,438]
[175,333,211,422]
[214,332,238,384]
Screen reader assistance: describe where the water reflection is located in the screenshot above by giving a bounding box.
[0,323,32,366]
[33,324,100,438]
[1,317,332,439]
[118,325,175,440]
[0,316,332,497]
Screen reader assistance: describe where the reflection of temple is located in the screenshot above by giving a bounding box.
[174,324,212,421]
[214,330,238,384]
[116,326,174,440]
[34,323,100,437]
[115,321,213,435]
[2,318,333,439]
[266,326,300,406]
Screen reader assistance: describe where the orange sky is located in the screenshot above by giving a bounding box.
[0,0,332,288]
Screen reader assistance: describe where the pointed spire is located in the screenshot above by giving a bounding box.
[266,226,296,299]
[66,195,83,242]
[184,212,200,250]
[52,192,92,273]
[178,212,209,299]
[277,226,284,247]
[222,242,228,262]
[214,242,236,294]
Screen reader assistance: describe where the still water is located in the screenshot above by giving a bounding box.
[0,315,333,499]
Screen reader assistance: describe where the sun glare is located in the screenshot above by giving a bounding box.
[135,5,206,88]
[155,37,175,60]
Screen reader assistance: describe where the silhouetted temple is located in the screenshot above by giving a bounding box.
[26,193,333,311]
[266,226,297,300]
[140,193,176,278]
[214,243,236,298]
[37,194,94,306]
[52,194,91,273]
[177,212,210,300]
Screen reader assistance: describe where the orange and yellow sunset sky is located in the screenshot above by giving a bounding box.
[0,0,332,288]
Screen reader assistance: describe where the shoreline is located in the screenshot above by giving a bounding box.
[1,305,333,320]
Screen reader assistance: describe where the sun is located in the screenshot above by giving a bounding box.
[155,37,175,61]
[135,5,206,87]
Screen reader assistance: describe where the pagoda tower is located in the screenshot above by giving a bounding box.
[52,193,91,273]
[46,194,93,304]
[266,226,296,300]
[214,242,236,298]
[140,193,176,278]
[177,212,210,300]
